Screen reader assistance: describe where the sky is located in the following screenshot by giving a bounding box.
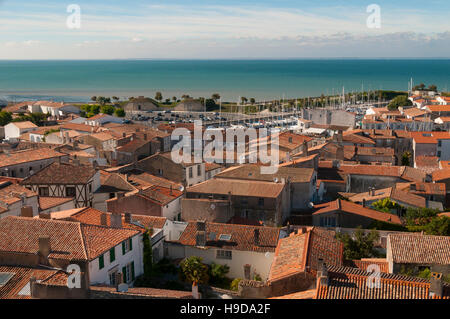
[0,0,449,59]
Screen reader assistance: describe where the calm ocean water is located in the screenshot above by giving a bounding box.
[0,59,449,102]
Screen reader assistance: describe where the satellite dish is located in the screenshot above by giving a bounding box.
[210,204,216,210]
[308,202,314,208]
[180,186,184,192]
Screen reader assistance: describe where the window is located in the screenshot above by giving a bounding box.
[320,216,336,227]
[189,167,193,178]
[216,250,232,260]
[197,165,201,176]
[109,270,118,286]
[109,248,115,263]
[258,198,264,207]
[438,151,442,158]
[122,262,135,283]
[109,193,115,199]
[241,197,248,206]
[122,238,133,255]
[66,186,76,197]
[39,187,49,196]
[438,140,442,147]
[99,254,104,270]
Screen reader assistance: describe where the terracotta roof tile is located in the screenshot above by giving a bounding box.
[178,221,280,253]
[388,233,450,265]
[0,148,66,168]
[21,162,96,185]
[313,199,402,224]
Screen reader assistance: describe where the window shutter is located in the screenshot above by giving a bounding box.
[110,248,115,262]
[122,242,126,255]
[129,238,133,251]
[122,266,127,283]
[131,262,135,281]
[99,254,104,269]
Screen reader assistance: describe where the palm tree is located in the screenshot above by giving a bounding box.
[155,92,163,102]
[180,256,209,293]
[212,93,220,102]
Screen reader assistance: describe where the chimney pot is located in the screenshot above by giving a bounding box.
[124,212,132,224]
[38,236,51,258]
[430,272,443,298]
[254,228,260,246]
[110,212,122,228]
[21,206,33,218]
[100,213,108,226]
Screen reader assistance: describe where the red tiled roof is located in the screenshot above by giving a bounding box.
[315,265,449,299]
[178,221,280,253]
[313,199,402,224]
[410,131,450,144]
[388,233,450,265]
[39,197,74,210]
[89,285,193,299]
[432,168,450,181]
[0,216,139,261]
[269,231,310,281]
[59,207,167,232]
[21,162,97,185]
[0,265,61,299]
[186,178,285,198]
[0,148,66,168]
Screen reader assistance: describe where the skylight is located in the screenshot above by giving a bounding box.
[219,234,232,241]
[0,272,15,287]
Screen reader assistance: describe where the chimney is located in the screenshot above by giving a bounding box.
[39,236,51,261]
[39,213,51,219]
[254,229,260,246]
[195,220,206,247]
[124,212,132,224]
[100,213,108,226]
[362,198,366,208]
[170,185,173,196]
[21,206,33,218]
[243,264,251,280]
[110,212,122,228]
[429,272,444,298]
[316,259,328,288]
[116,192,124,199]
[286,222,292,235]
[122,132,126,138]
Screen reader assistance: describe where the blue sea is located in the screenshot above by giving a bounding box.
[0,59,449,102]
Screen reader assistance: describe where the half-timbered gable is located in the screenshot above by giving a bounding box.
[20,162,100,208]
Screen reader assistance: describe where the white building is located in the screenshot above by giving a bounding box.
[4,121,38,141]
[167,221,282,281]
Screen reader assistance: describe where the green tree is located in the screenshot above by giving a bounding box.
[180,256,209,286]
[90,96,97,102]
[240,97,248,104]
[401,151,411,166]
[96,96,107,106]
[114,108,125,117]
[142,229,153,278]
[172,96,177,102]
[211,93,220,102]
[423,216,450,236]
[372,198,401,214]
[100,105,115,115]
[336,228,380,260]
[250,98,256,105]
[91,104,100,115]
[0,111,13,126]
[387,95,412,110]
[155,92,163,102]
[428,84,437,92]
[208,263,229,286]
